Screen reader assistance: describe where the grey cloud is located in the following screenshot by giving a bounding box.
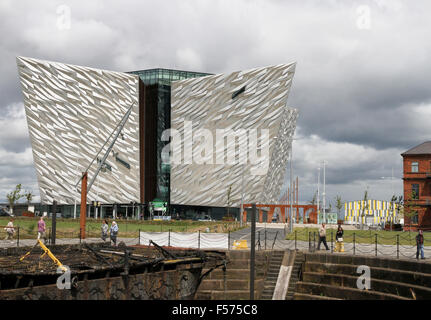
[1,0,430,204]
[0,103,31,153]
[0,166,38,203]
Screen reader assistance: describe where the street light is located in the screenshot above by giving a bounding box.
[381,166,394,197]
[240,163,245,227]
[239,133,250,227]
[284,136,302,233]
[289,143,293,233]
[317,166,320,218]
[286,137,299,233]
[279,136,293,232]
[323,160,326,224]
[317,160,327,224]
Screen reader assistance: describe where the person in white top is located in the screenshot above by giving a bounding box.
[317,223,329,250]
[4,218,15,241]
[110,221,119,246]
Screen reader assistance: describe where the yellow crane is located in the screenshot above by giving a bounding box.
[20,239,67,272]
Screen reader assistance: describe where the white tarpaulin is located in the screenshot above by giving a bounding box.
[139,231,229,249]
[139,232,169,246]
[200,233,229,249]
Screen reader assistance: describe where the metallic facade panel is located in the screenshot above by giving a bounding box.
[170,63,298,207]
[17,57,140,204]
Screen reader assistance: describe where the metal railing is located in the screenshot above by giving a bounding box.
[3,224,429,261]
[0,220,244,248]
[275,228,430,260]
[0,226,20,247]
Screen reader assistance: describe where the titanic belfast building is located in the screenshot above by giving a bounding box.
[16,56,297,219]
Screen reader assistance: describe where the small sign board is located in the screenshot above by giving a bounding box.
[153,215,171,221]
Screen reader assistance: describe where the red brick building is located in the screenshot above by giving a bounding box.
[401,142,431,231]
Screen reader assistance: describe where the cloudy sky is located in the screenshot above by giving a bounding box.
[1,0,430,208]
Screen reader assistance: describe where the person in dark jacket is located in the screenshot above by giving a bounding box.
[416,229,425,260]
[335,224,344,252]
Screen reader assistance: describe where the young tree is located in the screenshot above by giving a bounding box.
[6,184,24,214]
[335,195,343,220]
[309,191,322,209]
[404,191,419,232]
[394,195,404,224]
[360,190,369,230]
[309,191,317,206]
[25,190,34,212]
[25,190,33,204]
[388,195,398,230]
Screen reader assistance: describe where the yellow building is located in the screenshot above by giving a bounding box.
[344,200,397,225]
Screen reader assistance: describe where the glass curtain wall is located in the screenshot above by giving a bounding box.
[128,69,211,204]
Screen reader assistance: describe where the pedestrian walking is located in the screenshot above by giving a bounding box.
[416,229,425,260]
[4,218,15,242]
[317,223,329,250]
[37,216,47,243]
[334,224,344,252]
[110,221,118,246]
[101,220,109,242]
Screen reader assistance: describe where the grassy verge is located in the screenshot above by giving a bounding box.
[285,227,431,246]
[0,217,245,239]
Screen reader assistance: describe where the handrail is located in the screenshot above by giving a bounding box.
[271,231,279,250]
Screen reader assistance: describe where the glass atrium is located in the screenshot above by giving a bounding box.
[128,68,212,203]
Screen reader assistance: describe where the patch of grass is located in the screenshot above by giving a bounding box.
[0,217,245,239]
[27,223,36,233]
[285,227,431,246]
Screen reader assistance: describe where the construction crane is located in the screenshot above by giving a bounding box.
[20,239,68,272]
[74,102,135,239]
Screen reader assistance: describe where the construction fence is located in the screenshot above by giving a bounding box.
[139,231,230,249]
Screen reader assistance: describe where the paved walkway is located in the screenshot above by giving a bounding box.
[230,227,430,261]
[0,237,140,248]
[255,222,358,230]
[1,234,429,262]
[268,239,431,261]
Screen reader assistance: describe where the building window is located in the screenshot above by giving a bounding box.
[411,162,419,172]
[411,212,419,224]
[411,184,419,199]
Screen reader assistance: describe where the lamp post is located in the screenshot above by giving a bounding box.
[289,145,293,233]
[381,166,394,197]
[286,137,299,233]
[73,144,79,219]
[317,166,320,220]
[240,163,245,227]
[276,135,299,232]
[280,136,293,232]
[250,203,256,300]
[323,160,326,224]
